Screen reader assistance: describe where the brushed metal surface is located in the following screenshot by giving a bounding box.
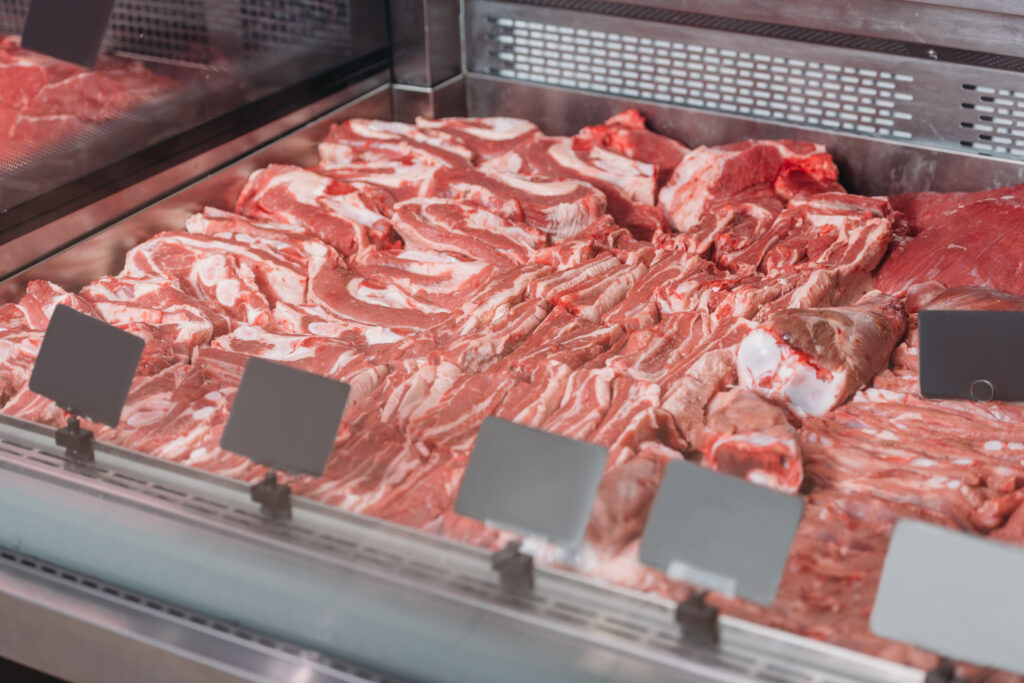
[527,0,1024,60]
[390,0,463,86]
[466,73,1024,196]
[0,415,924,683]
[392,75,469,122]
[0,550,380,683]
[465,0,1024,164]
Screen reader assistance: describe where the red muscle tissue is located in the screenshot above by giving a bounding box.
[3,104,1024,676]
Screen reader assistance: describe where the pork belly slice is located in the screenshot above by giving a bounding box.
[185,207,339,267]
[754,193,894,279]
[436,263,552,340]
[205,327,387,402]
[414,115,541,161]
[270,302,404,345]
[799,398,1024,532]
[737,292,908,417]
[0,327,42,405]
[541,366,618,441]
[318,117,474,170]
[699,390,803,494]
[121,232,313,326]
[391,198,546,267]
[484,135,667,240]
[659,139,841,233]
[10,279,98,329]
[305,254,450,331]
[588,376,686,457]
[585,441,684,552]
[425,167,607,241]
[574,109,689,187]
[500,308,624,371]
[492,360,573,428]
[438,298,550,373]
[236,164,395,253]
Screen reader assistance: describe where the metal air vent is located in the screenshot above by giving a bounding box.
[959,83,1024,158]
[489,18,915,138]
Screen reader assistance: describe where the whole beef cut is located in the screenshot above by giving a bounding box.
[5,106,1024,679]
[877,183,1024,296]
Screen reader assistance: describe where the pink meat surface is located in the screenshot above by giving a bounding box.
[0,34,175,146]
[876,184,1024,296]
[6,110,1024,678]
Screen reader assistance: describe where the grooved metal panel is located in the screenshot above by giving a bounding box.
[0,0,352,64]
[466,0,1024,164]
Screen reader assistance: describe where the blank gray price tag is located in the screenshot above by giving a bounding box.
[22,0,117,68]
[919,310,1024,401]
[455,417,608,548]
[220,358,350,477]
[29,304,144,427]
[871,520,1024,675]
[639,461,804,606]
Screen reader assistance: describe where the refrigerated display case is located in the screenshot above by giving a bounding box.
[3,1,1024,681]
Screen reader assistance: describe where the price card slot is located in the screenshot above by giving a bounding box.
[220,357,351,522]
[29,305,144,469]
[455,417,609,593]
[640,461,804,645]
[21,0,117,68]
[871,519,1024,676]
[919,310,1024,401]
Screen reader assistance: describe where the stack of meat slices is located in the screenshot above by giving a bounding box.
[3,105,1024,677]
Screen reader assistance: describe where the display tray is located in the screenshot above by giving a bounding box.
[1,75,1019,682]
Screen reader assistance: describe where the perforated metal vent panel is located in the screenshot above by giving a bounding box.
[467,0,1024,163]
[490,18,916,138]
[959,82,1024,158]
[241,0,351,55]
[0,0,352,64]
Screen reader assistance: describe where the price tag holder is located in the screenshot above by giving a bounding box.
[21,0,117,68]
[919,310,1024,401]
[640,461,804,607]
[456,417,608,547]
[871,519,1024,676]
[455,417,608,592]
[29,305,144,469]
[220,357,351,521]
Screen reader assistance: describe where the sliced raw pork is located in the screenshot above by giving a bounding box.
[700,389,803,494]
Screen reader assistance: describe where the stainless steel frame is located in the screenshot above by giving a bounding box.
[0,415,922,683]
[7,0,1024,679]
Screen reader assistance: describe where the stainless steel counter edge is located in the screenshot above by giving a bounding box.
[0,416,923,683]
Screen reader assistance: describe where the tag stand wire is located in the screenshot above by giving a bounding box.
[925,658,965,683]
[55,407,95,470]
[675,590,720,648]
[250,469,292,521]
[491,540,534,594]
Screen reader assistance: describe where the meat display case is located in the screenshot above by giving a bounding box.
[3,1,1024,681]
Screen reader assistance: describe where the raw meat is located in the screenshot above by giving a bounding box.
[700,389,803,494]
[415,115,541,161]
[659,139,841,233]
[235,164,395,253]
[7,107,1024,677]
[0,34,176,146]
[876,184,1024,296]
[737,292,907,416]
